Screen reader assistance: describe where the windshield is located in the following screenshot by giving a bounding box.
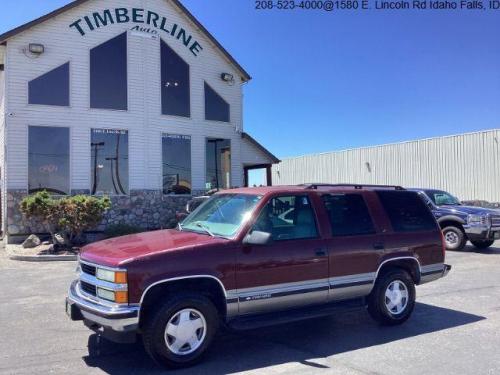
[181,194,262,238]
[425,190,461,206]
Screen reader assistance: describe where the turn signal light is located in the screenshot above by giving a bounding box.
[115,271,128,284]
[115,291,129,304]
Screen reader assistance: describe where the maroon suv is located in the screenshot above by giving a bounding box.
[66,184,451,368]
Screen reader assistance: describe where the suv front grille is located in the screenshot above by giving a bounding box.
[80,262,96,276]
[80,281,97,296]
[491,215,500,228]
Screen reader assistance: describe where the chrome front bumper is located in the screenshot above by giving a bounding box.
[66,280,139,333]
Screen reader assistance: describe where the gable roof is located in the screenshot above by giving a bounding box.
[242,132,280,164]
[0,0,251,81]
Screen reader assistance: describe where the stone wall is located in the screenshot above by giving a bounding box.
[5,189,206,243]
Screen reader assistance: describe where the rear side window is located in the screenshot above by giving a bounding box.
[322,194,375,236]
[377,191,437,232]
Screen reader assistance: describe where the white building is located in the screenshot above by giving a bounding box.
[0,0,278,242]
[273,129,500,203]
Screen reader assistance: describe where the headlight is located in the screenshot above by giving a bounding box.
[468,214,487,226]
[96,268,127,284]
[97,288,128,304]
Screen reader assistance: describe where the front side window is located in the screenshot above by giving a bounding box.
[162,134,191,195]
[425,190,461,206]
[322,194,375,236]
[90,33,128,110]
[205,82,229,122]
[182,194,261,238]
[252,195,318,240]
[161,40,190,117]
[205,138,231,190]
[377,191,438,232]
[91,129,129,195]
[29,62,70,106]
[28,126,69,195]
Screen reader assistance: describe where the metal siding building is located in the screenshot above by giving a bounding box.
[272,129,500,202]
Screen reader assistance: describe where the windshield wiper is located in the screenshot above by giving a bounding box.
[194,222,215,237]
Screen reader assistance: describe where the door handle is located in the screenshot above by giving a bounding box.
[315,248,327,257]
[373,243,385,250]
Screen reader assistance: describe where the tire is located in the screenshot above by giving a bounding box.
[442,226,467,251]
[142,293,219,369]
[367,269,416,326]
[470,239,495,249]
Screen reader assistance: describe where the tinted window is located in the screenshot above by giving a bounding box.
[90,33,127,110]
[29,63,69,106]
[163,134,191,195]
[206,138,231,190]
[253,195,318,240]
[322,194,375,236]
[377,191,438,232]
[91,129,129,195]
[161,40,190,117]
[205,82,229,122]
[28,126,69,195]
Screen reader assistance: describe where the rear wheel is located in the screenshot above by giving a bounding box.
[442,226,467,251]
[367,269,416,325]
[142,293,219,369]
[470,239,495,249]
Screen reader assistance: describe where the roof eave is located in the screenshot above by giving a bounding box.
[242,132,280,164]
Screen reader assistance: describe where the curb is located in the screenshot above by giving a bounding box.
[8,254,78,262]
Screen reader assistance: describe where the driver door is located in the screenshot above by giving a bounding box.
[236,194,329,315]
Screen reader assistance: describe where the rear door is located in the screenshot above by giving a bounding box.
[321,191,385,301]
[236,194,330,315]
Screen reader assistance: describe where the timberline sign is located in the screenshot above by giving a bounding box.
[69,8,203,57]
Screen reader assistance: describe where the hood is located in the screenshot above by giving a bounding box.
[435,205,500,217]
[80,229,227,267]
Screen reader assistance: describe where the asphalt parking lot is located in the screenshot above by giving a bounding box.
[1,243,500,375]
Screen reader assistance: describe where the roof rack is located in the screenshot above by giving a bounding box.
[301,183,405,190]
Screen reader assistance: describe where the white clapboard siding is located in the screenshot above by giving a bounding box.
[272,129,500,202]
[4,0,246,191]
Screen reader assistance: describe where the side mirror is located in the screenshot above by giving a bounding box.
[243,230,273,246]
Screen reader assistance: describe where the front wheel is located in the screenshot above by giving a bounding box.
[442,226,467,251]
[470,239,495,249]
[142,293,219,369]
[367,269,416,326]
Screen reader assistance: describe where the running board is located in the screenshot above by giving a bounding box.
[227,298,366,331]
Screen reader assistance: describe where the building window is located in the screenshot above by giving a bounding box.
[91,129,129,195]
[205,82,229,122]
[162,134,192,195]
[322,194,375,236]
[28,126,69,195]
[28,63,70,106]
[90,33,128,110]
[161,40,190,117]
[206,138,231,190]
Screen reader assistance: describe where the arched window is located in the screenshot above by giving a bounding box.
[161,40,190,117]
[28,63,69,106]
[205,82,229,122]
[90,33,128,110]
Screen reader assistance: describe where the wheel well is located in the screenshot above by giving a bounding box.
[377,259,420,284]
[438,220,464,232]
[139,278,226,329]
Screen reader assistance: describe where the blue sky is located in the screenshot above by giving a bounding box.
[1,1,499,186]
